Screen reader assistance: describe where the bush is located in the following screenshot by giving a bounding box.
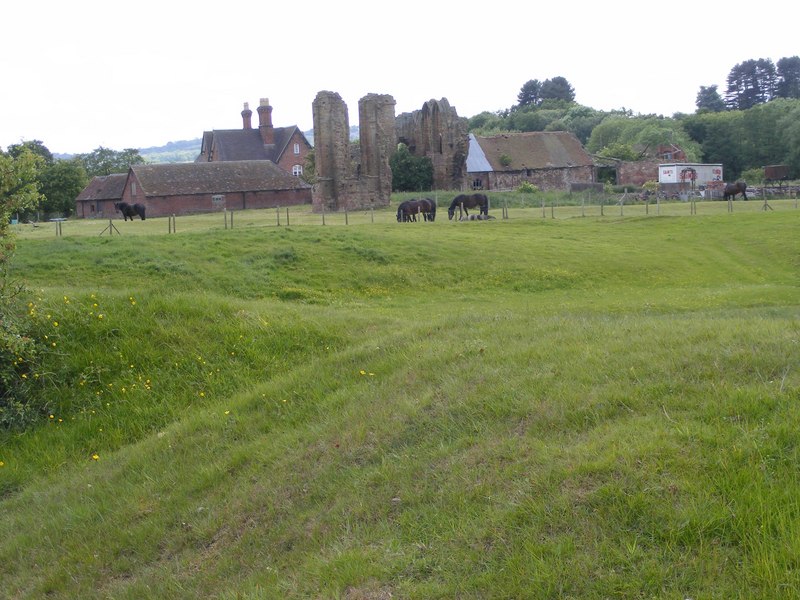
[517,181,539,194]
[0,288,44,428]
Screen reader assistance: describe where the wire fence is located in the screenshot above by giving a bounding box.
[10,193,800,239]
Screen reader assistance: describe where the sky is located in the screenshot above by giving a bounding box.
[2,1,796,155]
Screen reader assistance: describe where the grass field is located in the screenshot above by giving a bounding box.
[1,196,799,598]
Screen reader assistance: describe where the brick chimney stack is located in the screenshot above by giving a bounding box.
[241,102,252,129]
[257,98,274,144]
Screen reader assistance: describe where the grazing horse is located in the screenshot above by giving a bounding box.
[723,181,748,201]
[448,193,489,220]
[397,198,436,222]
[114,201,146,220]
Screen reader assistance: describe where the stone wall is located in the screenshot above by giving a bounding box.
[617,160,659,187]
[396,98,469,191]
[481,165,595,191]
[312,91,395,212]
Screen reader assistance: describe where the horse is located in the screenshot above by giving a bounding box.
[723,181,747,201]
[419,197,436,222]
[448,193,488,220]
[114,201,146,220]
[397,198,436,222]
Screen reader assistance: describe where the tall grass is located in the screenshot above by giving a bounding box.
[1,204,798,598]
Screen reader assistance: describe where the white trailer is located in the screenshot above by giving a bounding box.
[658,163,724,198]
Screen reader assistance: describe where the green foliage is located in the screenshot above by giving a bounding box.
[517,181,538,193]
[37,158,88,217]
[499,153,512,167]
[389,143,433,191]
[301,148,317,185]
[741,167,765,184]
[596,142,640,161]
[642,180,659,193]
[0,289,45,428]
[726,58,778,110]
[696,84,727,113]
[586,114,701,162]
[76,146,145,177]
[682,99,800,179]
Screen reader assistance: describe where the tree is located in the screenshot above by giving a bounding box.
[77,146,145,178]
[38,159,88,217]
[389,144,433,192]
[7,140,54,165]
[696,85,726,113]
[540,76,575,103]
[1,148,42,236]
[725,58,777,110]
[517,80,542,108]
[0,148,45,429]
[776,56,800,99]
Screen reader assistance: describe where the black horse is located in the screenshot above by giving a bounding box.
[448,193,488,220]
[723,181,747,201]
[397,198,436,222]
[114,201,146,221]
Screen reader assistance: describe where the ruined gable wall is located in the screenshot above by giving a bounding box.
[395,98,469,190]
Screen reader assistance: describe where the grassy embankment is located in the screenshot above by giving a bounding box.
[1,201,799,598]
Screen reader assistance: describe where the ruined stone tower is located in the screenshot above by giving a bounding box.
[312,91,395,211]
[395,98,469,191]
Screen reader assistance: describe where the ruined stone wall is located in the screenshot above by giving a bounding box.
[312,91,395,211]
[311,91,352,211]
[395,98,469,191]
[617,160,659,187]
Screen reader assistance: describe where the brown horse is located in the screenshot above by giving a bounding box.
[397,198,436,222]
[723,181,747,201]
[448,193,488,220]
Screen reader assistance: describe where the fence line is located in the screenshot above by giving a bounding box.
[17,194,800,239]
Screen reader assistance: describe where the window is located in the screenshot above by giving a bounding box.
[212,194,225,207]
[292,164,303,176]
[293,143,300,155]
[472,178,483,190]
[131,182,137,197]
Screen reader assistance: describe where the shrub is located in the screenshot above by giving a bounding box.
[517,181,539,194]
[0,287,44,428]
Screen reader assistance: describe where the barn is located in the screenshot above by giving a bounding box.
[465,132,595,191]
[76,161,312,219]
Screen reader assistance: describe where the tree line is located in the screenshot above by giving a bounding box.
[463,56,800,188]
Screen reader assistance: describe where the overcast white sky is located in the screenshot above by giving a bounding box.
[2,1,796,155]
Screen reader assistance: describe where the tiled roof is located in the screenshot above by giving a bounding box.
[75,173,127,201]
[469,131,593,172]
[131,161,310,196]
[196,126,304,162]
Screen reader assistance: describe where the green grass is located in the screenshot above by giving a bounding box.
[1,198,799,598]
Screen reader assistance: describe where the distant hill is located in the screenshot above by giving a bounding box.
[140,138,202,164]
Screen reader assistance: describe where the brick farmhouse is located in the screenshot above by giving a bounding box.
[75,98,312,219]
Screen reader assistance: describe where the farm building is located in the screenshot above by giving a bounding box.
[658,162,723,198]
[465,132,595,191]
[75,173,128,219]
[196,98,312,178]
[75,161,312,219]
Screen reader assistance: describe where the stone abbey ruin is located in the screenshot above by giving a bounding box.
[311,91,469,212]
